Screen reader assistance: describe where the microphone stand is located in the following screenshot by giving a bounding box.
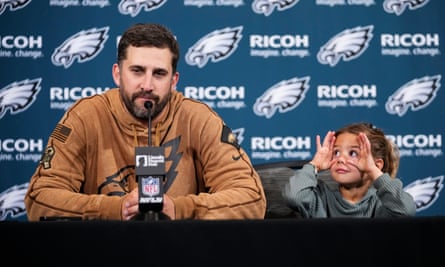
[133,101,168,221]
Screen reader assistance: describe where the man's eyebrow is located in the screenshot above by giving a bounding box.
[129,64,145,69]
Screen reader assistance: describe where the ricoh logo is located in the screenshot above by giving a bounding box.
[381,33,440,57]
[317,84,378,108]
[0,138,44,163]
[184,85,246,110]
[386,134,443,158]
[0,35,44,59]
[250,136,312,161]
[50,86,111,110]
[249,34,310,58]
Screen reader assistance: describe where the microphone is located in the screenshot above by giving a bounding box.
[134,101,165,218]
[144,101,153,146]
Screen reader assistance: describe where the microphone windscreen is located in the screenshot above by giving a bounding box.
[144,101,153,110]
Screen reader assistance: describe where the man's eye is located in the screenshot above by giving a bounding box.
[154,71,167,77]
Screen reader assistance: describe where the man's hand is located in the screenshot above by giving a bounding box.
[122,188,139,220]
[162,194,175,220]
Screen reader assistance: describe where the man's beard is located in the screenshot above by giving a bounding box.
[122,89,171,121]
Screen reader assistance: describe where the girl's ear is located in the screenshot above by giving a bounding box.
[375,158,384,170]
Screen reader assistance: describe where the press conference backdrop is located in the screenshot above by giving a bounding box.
[0,0,444,221]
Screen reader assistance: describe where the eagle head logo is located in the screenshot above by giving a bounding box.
[253,76,310,119]
[118,0,167,17]
[0,182,29,221]
[251,0,300,16]
[0,0,31,15]
[0,78,42,120]
[385,75,441,117]
[51,27,109,69]
[317,25,373,67]
[185,26,243,68]
[383,0,430,16]
[404,175,444,212]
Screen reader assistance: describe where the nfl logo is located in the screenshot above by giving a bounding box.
[142,176,160,196]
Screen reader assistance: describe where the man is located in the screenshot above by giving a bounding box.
[25,23,266,220]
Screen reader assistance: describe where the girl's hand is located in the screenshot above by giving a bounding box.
[350,132,383,180]
[311,131,336,172]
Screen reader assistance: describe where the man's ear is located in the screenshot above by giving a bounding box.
[375,158,384,170]
[112,63,120,87]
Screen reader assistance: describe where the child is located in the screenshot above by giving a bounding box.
[282,122,416,218]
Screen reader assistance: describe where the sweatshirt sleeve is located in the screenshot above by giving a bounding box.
[171,110,266,220]
[282,163,325,218]
[372,174,417,217]
[24,98,125,221]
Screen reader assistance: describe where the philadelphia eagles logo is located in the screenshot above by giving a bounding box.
[383,0,430,16]
[232,128,245,145]
[251,0,300,16]
[0,78,42,120]
[385,75,441,117]
[0,182,29,221]
[253,76,310,119]
[118,0,167,17]
[51,27,109,69]
[403,175,443,212]
[185,26,243,68]
[0,0,31,15]
[317,25,373,67]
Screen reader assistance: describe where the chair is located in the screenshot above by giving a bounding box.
[254,160,309,219]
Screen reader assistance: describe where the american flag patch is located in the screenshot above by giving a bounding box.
[51,124,72,143]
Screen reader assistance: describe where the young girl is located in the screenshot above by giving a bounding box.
[282,122,416,218]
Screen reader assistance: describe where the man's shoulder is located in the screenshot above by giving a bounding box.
[70,88,117,113]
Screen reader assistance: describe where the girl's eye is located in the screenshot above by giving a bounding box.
[350,150,358,157]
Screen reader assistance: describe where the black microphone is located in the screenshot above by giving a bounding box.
[134,101,165,218]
